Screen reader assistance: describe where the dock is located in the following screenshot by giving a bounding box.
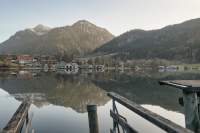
[2,102,31,133]
[159,80,200,132]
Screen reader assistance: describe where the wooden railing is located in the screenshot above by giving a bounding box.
[2,102,31,133]
[108,92,193,133]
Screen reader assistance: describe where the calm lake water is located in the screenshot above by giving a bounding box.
[0,70,199,133]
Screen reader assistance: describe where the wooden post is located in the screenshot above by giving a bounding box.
[87,105,99,133]
[183,91,200,132]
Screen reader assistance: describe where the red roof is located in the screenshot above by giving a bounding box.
[17,55,33,61]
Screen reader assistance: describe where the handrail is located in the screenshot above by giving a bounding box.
[108,92,193,133]
[2,102,31,133]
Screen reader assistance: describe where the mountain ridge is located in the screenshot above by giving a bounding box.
[95,18,200,63]
[0,20,114,57]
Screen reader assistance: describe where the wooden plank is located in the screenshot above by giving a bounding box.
[159,80,200,92]
[2,102,31,133]
[110,110,138,133]
[108,92,193,133]
[171,80,200,87]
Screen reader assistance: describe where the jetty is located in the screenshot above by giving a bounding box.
[2,102,31,133]
[159,80,200,132]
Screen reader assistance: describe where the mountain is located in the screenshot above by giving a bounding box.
[95,18,200,63]
[0,20,114,57]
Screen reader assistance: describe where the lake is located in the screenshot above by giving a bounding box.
[0,69,199,133]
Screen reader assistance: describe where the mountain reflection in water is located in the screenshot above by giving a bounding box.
[0,71,109,113]
[0,70,199,132]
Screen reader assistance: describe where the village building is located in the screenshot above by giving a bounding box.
[17,55,33,65]
[40,55,57,65]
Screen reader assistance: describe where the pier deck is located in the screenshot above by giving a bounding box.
[159,80,200,92]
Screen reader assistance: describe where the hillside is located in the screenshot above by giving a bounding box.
[0,20,114,57]
[95,18,200,63]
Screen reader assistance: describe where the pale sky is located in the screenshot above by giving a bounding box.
[1,0,200,43]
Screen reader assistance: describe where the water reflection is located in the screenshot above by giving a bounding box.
[93,72,186,112]
[0,70,199,132]
[0,71,109,113]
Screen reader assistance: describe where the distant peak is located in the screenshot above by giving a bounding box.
[76,20,91,23]
[73,20,95,26]
[33,24,51,31]
[29,24,51,35]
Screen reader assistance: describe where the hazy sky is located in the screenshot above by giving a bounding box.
[1,0,200,43]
